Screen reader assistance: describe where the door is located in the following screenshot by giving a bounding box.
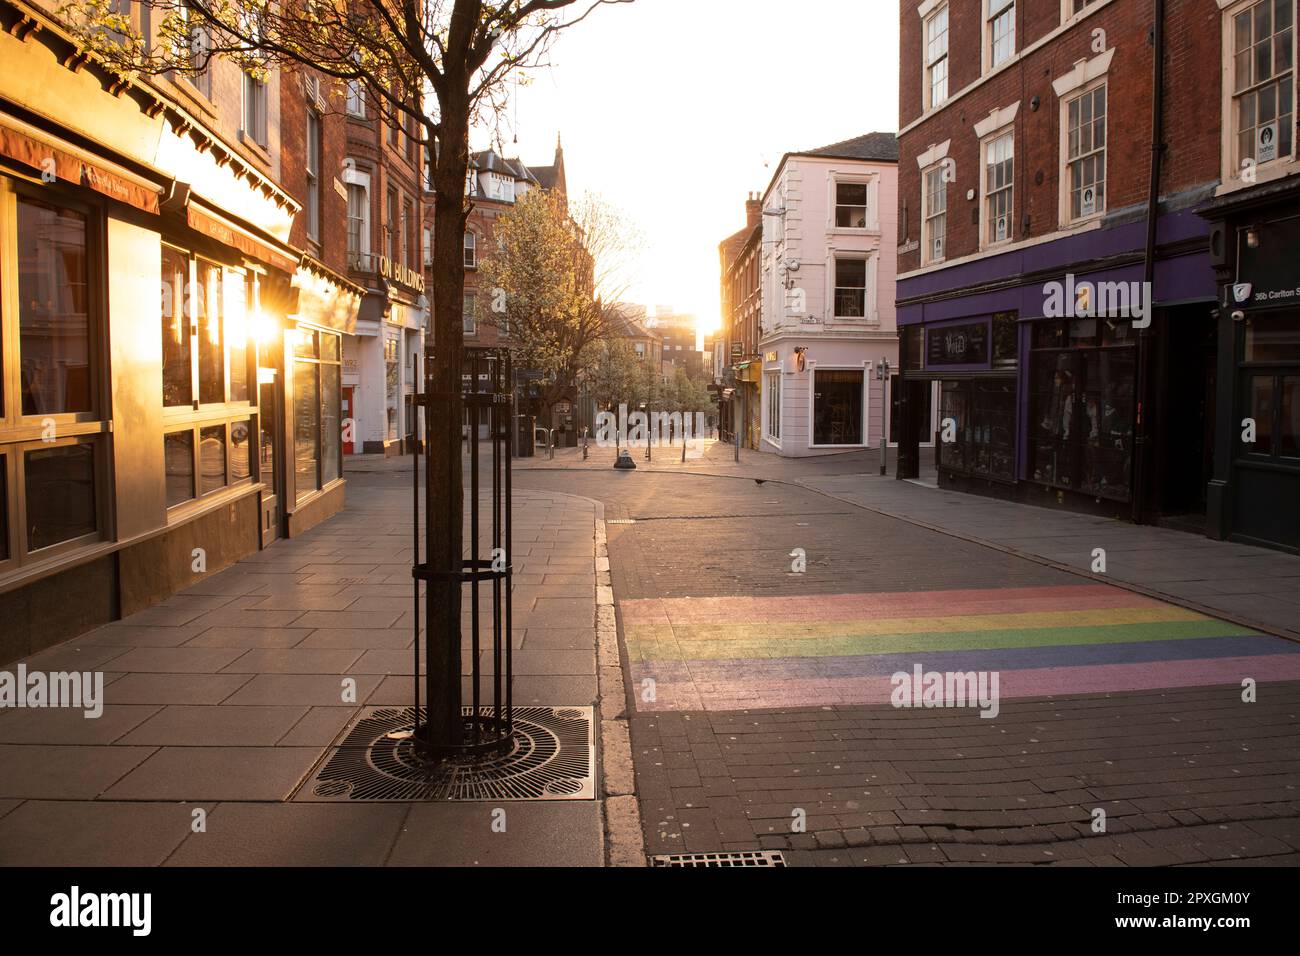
[341,387,355,455]
[258,373,282,544]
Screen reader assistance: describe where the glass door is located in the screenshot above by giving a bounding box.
[257,363,283,544]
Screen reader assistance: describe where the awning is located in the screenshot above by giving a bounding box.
[186,203,299,274]
[0,116,161,214]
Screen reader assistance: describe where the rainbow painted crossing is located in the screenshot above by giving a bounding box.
[620,584,1300,712]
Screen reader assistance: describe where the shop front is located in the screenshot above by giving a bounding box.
[1202,197,1300,553]
[758,335,896,458]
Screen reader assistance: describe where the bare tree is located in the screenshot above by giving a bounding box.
[478,190,640,428]
[61,0,632,750]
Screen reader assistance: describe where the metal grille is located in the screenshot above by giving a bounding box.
[295,705,594,802]
[650,851,787,868]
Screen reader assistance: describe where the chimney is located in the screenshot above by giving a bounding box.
[745,192,762,230]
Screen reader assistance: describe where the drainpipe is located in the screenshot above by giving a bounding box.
[1133,0,1166,523]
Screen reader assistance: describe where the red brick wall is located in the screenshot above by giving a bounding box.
[897,0,1222,275]
[279,69,349,277]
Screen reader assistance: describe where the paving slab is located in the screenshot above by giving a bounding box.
[118,705,309,746]
[101,746,323,801]
[164,803,408,866]
[0,800,205,866]
[387,803,602,867]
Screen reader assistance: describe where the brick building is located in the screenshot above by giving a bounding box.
[340,77,428,456]
[718,194,763,446]
[894,0,1241,537]
[0,0,360,659]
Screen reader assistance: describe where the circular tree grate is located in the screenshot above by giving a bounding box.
[296,706,595,802]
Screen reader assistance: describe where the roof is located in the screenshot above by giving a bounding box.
[800,132,899,163]
[530,164,561,189]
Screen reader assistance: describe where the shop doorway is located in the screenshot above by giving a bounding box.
[1153,306,1217,528]
[258,371,283,545]
[341,387,355,455]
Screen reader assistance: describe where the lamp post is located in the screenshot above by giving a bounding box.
[876,357,891,476]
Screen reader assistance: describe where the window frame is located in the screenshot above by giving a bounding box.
[985,0,1017,73]
[305,109,321,242]
[832,254,872,320]
[980,126,1016,249]
[764,368,782,444]
[921,162,948,265]
[924,3,950,110]
[1226,0,1296,176]
[1061,79,1108,226]
[463,228,478,269]
[241,70,269,148]
[0,177,111,570]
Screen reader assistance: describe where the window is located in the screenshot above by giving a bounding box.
[835,182,869,228]
[1029,319,1135,499]
[983,130,1015,246]
[766,370,781,441]
[180,4,212,99]
[464,230,477,268]
[18,197,92,416]
[160,245,254,512]
[812,369,864,445]
[925,4,949,108]
[25,443,97,551]
[199,424,226,495]
[164,429,194,507]
[291,328,342,499]
[988,0,1016,69]
[463,292,477,335]
[834,258,868,318]
[939,379,1017,480]
[242,72,268,147]
[1066,0,1099,17]
[403,198,415,268]
[305,111,320,241]
[1066,84,1107,222]
[1231,0,1294,167]
[196,259,224,405]
[422,225,432,266]
[385,188,397,260]
[922,165,947,263]
[1240,312,1300,460]
[346,51,366,118]
[2,186,107,566]
[346,182,368,263]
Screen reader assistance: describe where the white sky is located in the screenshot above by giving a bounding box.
[473,0,901,336]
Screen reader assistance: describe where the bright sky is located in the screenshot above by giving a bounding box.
[474,0,901,337]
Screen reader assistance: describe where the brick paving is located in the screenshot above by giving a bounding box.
[514,469,1300,866]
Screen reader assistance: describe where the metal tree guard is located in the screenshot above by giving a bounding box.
[410,347,514,758]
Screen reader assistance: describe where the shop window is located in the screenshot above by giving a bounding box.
[165,430,194,507]
[18,197,92,416]
[1244,312,1300,361]
[1242,373,1300,459]
[1029,322,1135,500]
[0,458,7,562]
[938,380,1015,480]
[765,370,781,441]
[199,424,227,495]
[294,357,320,499]
[231,419,252,482]
[992,311,1019,367]
[812,369,863,445]
[162,246,192,407]
[3,185,107,568]
[25,442,97,552]
[292,328,342,500]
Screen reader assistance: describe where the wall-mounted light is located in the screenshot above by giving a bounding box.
[1246,225,1261,249]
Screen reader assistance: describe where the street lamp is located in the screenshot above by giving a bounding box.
[876,357,891,476]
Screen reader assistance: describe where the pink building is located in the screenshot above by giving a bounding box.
[757,134,908,456]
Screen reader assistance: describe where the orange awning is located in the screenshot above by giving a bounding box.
[0,120,161,214]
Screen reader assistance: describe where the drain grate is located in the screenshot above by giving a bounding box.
[650,851,786,868]
[295,705,595,802]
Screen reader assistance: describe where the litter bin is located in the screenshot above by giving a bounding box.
[515,415,536,457]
